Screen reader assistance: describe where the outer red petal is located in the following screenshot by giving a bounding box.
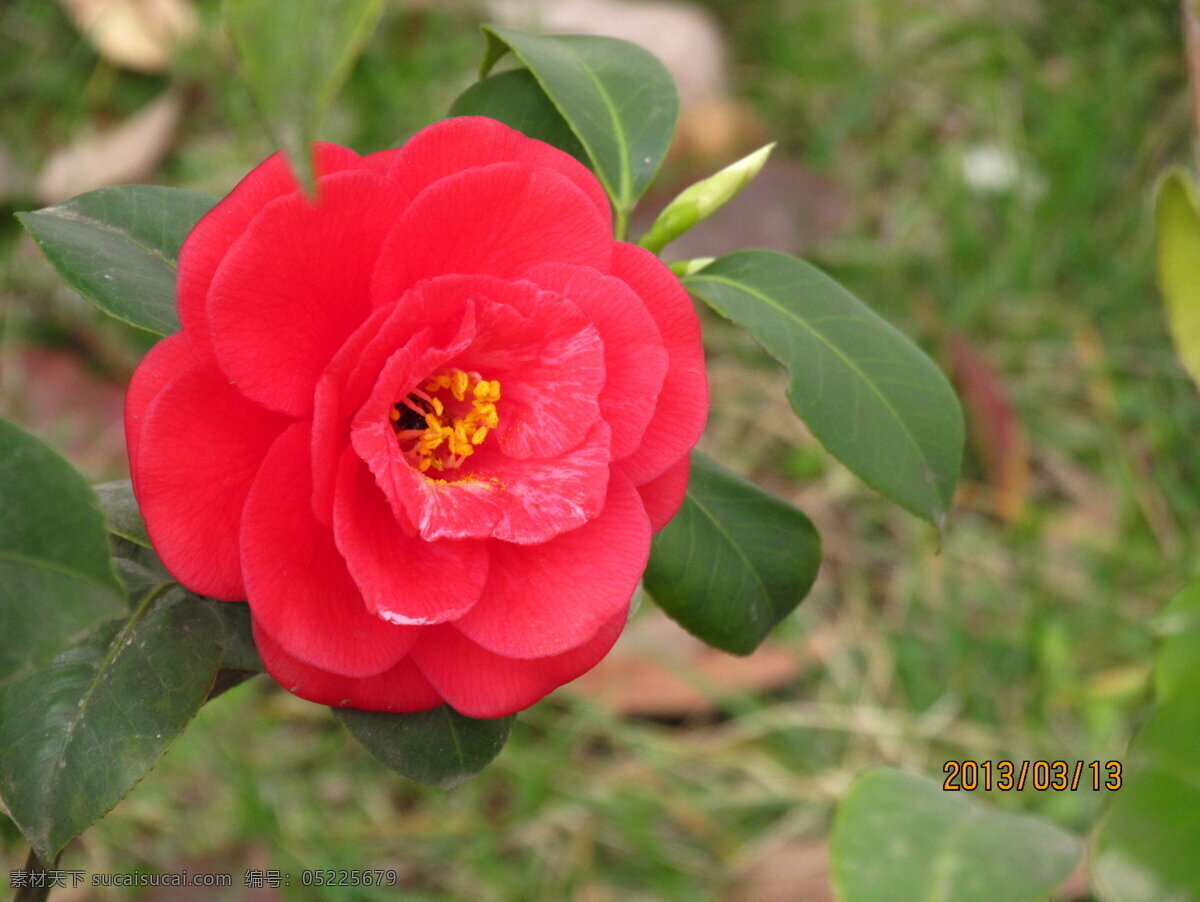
[333,449,489,625]
[310,303,395,526]
[124,331,196,480]
[178,143,362,356]
[636,452,691,533]
[241,423,419,677]
[608,243,708,484]
[411,609,627,718]
[254,623,442,713]
[134,359,289,599]
[453,473,648,658]
[370,162,611,307]
[208,170,408,417]
[523,262,669,459]
[382,116,611,229]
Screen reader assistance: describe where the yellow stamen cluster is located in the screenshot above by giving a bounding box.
[391,369,501,473]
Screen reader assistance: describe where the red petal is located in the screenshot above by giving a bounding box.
[241,423,419,677]
[635,452,690,533]
[370,162,611,307]
[608,243,708,483]
[208,170,408,417]
[333,449,489,625]
[124,332,196,480]
[382,116,611,228]
[454,473,648,658]
[524,263,668,459]
[412,610,626,718]
[178,143,362,357]
[363,419,612,545]
[448,278,605,459]
[254,622,442,713]
[310,304,394,526]
[134,359,289,599]
[359,147,406,176]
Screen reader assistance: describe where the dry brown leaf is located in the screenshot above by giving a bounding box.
[947,332,1030,522]
[57,0,197,72]
[724,840,835,902]
[567,608,813,718]
[36,91,183,203]
[0,347,128,479]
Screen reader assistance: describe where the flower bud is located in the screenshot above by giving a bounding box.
[638,143,775,254]
[668,257,715,277]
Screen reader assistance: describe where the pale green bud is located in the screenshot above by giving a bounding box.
[638,143,775,254]
[668,257,716,277]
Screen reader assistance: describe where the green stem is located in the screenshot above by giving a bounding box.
[1185,0,1200,174]
[613,204,629,241]
[12,848,56,902]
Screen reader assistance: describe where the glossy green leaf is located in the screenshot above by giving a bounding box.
[93,480,150,548]
[335,705,514,788]
[205,599,263,673]
[1092,682,1200,902]
[17,186,216,335]
[480,25,679,230]
[1156,168,1200,390]
[0,421,125,684]
[449,68,588,165]
[685,251,964,530]
[225,0,384,191]
[832,767,1081,902]
[643,452,820,655]
[1152,575,1200,704]
[109,536,173,609]
[0,589,222,861]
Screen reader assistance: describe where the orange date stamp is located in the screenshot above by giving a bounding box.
[942,760,1122,791]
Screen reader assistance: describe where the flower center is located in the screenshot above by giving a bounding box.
[391,368,501,473]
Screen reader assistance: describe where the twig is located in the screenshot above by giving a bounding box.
[1184,0,1200,172]
[13,848,54,902]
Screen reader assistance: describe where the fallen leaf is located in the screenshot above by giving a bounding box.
[57,0,198,73]
[0,347,128,480]
[947,332,1029,522]
[36,91,183,203]
[724,840,834,902]
[568,607,818,718]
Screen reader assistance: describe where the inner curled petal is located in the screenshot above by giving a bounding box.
[392,369,503,472]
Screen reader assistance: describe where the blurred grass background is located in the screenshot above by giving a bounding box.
[1,0,1198,899]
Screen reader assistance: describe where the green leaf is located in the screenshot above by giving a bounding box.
[109,536,173,609]
[684,250,964,530]
[0,421,125,684]
[643,452,820,655]
[16,186,217,335]
[205,599,263,672]
[334,705,514,788]
[831,767,1081,902]
[1155,168,1200,390]
[1152,575,1200,704]
[480,25,679,232]
[225,0,384,191]
[1091,682,1200,902]
[93,480,150,548]
[0,588,222,861]
[449,68,589,165]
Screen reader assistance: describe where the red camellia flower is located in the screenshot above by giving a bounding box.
[126,117,707,718]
